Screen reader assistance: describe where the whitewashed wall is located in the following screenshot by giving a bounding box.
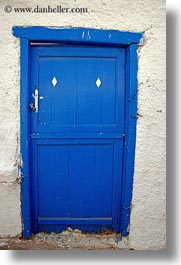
[0,0,166,250]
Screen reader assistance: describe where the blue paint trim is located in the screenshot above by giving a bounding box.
[13,27,142,238]
[120,44,138,236]
[20,38,32,238]
[38,217,112,225]
[12,26,143,45]
[34,139,119,145]
[30,132,124,139]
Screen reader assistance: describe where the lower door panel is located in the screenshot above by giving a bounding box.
[31,138,122,233]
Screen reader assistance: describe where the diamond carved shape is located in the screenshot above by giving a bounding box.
[96,78,101,88]
[52,76,57,87]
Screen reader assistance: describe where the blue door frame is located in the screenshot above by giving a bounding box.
[12,27,143,238]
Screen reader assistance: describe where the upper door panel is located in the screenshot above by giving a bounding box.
[30,46,125,133]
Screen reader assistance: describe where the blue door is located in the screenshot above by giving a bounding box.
[30,45,125,233]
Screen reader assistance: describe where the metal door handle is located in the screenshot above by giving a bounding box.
[30,89,38,112]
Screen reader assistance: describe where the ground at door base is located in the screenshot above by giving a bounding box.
[0,227,129,250]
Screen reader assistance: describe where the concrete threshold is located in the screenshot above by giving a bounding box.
[0,228,128,250]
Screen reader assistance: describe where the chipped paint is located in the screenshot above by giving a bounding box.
[138,36,145,46]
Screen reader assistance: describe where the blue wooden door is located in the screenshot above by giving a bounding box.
[30,46,125,233]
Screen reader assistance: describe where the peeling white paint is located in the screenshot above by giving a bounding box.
[0,167,18,182]
[139,37,145,46]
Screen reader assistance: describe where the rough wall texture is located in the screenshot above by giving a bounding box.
[0,0,166,249]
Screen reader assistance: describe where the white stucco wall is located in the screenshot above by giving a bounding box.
[0,0,166,249]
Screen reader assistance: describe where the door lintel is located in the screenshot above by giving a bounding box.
[13,26,143,46]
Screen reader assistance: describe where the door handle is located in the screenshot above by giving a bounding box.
[29,89,38,112]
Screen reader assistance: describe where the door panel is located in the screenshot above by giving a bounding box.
[38,57,116,127]
[31,46,125,133]
[30,45,125,233]
[69,144,113,218]
[76,58,115,125]
[37,142,114,219]
[38,145,69,217]
[39,58,77,126]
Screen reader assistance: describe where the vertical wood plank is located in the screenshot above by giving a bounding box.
[112,139,123,232]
